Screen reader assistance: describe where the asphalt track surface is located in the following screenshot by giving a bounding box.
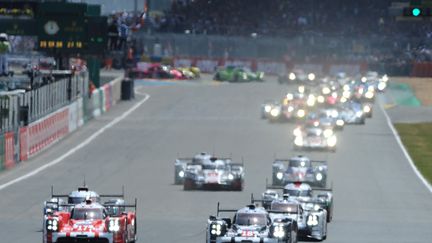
[0,76,431,243]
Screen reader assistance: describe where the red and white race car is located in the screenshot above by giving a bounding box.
[44,197,137,243]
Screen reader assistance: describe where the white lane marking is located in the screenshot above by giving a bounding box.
[379,97,432,193]
[0,91,151,191]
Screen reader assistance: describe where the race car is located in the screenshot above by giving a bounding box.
[293,125,337,152]
[304,111,344,130]
[272,155,328,188]
[257,194,328,241]
[319,107,346,129]
[278,69,316,85]
[174,152,244,191]
[267,182,333,223]
[43,186,136,243]
[261,100,280,119]
[214,65,264,82]
[338,101,366,124]
[131,63,173,79]
[207,203,297,243]
[178,66,201,78]
[43,197,137,243]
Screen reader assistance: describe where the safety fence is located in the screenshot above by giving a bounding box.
[0,72,124,171]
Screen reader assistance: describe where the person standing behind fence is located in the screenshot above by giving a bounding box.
[0,33,11,76]
[108,19,119,51]
[118,21,129,50]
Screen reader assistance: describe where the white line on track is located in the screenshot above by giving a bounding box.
[379,97,432,193]
[0,91,151,191]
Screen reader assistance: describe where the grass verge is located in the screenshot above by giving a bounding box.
[395,123,432,184]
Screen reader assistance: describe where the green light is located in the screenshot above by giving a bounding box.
[412,8,421,17]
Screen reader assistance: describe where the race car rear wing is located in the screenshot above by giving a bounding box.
[216,202,238,216]
[103,198,138,212]
[51,185,125,198]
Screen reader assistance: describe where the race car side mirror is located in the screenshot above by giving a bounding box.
[222,218,231,228]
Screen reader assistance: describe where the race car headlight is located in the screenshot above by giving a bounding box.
[276,172,284,180]
[308,73,315,81]
[340,97,347,103]
[363,105,371,113]
[327,136,337,147]
[108,219,120,232]
[211,224,223,236]
[322,87,331,95]
[294,136,303,146]
[314,204,322,211]
[287,106,294,112]
[46,219,59,232]
[307,215,319,226]
[297,109,305,118]
[317,95,325,103]
[315,173,323,181]
[365,91,374,99]
[298,86,305,93]
[336,119,344,126]
[323,129,333,138]
[378,82,387,91]
[286,93,294,101]
[264,105,272,112]
[228,174,234,180]
[361,77,367,83]
[343,90,351,98]
[343,84,350,91]
[273,225,285,238]
[307,97,316,107]
[382,75,389,82]
[270,108,281,117]
[178,171,185,178]
[289,73,296,80]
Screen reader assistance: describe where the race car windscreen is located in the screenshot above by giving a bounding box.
[68,197,85,204]
[202,164,225,170]
[283,189,312,197]
[235,213,268,226]
[289,159,310,167]
[71,208,105,220]
[271,203,299,213]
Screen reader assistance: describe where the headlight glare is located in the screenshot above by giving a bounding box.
[276,172,284,180]
[316,173,323,181]
[307,215,319,226]
[108,219,120,232]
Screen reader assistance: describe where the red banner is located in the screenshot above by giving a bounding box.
[4,132,15,169]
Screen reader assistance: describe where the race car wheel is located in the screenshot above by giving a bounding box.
[232,180,243,191]
[214,73,220,81]
[183,179,195,191]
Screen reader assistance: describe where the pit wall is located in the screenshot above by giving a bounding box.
[0,75,124,170]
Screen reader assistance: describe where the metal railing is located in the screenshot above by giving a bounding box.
[0,70,88,133]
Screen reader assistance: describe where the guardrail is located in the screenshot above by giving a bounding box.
[0,70,124,171]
